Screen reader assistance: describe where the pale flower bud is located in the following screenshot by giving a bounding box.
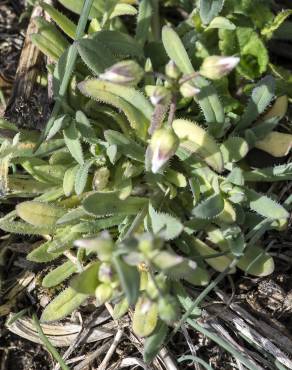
[165,60,181,79]
[99,60,144,86]
[148,127,179,173]
[200,56,240,80]
[180,81,200,98]
[146,86,171,106]
[95,283,113,305]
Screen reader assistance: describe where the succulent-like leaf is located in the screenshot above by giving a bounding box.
[16,201,65,227]
[200,0,225,25]
[113,254,140,305]
[83,192,148,217]
[132,295,158,337]
[42,260,77,288]
[41,287,88,323]
[173,119,224,172]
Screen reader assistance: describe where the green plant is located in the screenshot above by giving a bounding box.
[1,0,292,366]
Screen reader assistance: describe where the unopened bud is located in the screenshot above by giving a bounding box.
[200,56,240,80]
[165,60,181,80]
[93,167,110,191]
[158,295,180,324]
[148,127,179,173]
[95,283,113,305]
[146,86,171,106]
[99,60,144,86]
[98,262,115,283]
[180,81,200,98]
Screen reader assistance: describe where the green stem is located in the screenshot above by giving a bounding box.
[32,313,69,370]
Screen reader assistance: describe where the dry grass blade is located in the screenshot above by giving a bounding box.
[6,314,118,347]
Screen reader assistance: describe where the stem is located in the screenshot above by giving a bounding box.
[167,95,177,126]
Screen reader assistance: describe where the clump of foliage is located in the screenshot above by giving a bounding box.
[1,0,292,364]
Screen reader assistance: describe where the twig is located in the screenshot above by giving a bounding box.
[73,341,111,370]
[97,328,124,370]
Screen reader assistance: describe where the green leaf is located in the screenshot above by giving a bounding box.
[83,192,148,217]
[207,16,236,30]
[77,38,117,75]
[93,30,144,59]
[78,80,150,137]
[16,201,65,227]
[144,321,168,363]
[74,160,93,196]
[245,188,289,220]
[40,1,77,39]
[243,164,292,182]
[113,254,140,305]
[220,137,249,163]
[262,10,292,40]
[173,119,224,173]
[136,0,153,45]
[41,287,88,322]
[104,130,145,163]
[27,241,63,263]
[112,297,129,319]
[132,295,158,337]
[200,0,225,25]
[237,245,274,277]
[63,121,84,165]
[57,0,102,19]
[70,262,100,294]
[234,76,275,133]
[149,204,183,240]
[192,193,224,219]
[63,165,79,197]
[42,260,77,288]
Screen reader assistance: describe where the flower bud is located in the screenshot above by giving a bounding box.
[98,262,115,283]
[148,127,179,173]
[180,81,200,98]
[158,295,180,324]
[200,56,240,80]
[165,60,181,80]
[146,86,171,106]
[92,167,110,191]
[99,60,144,86]
[95,283,113,305]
